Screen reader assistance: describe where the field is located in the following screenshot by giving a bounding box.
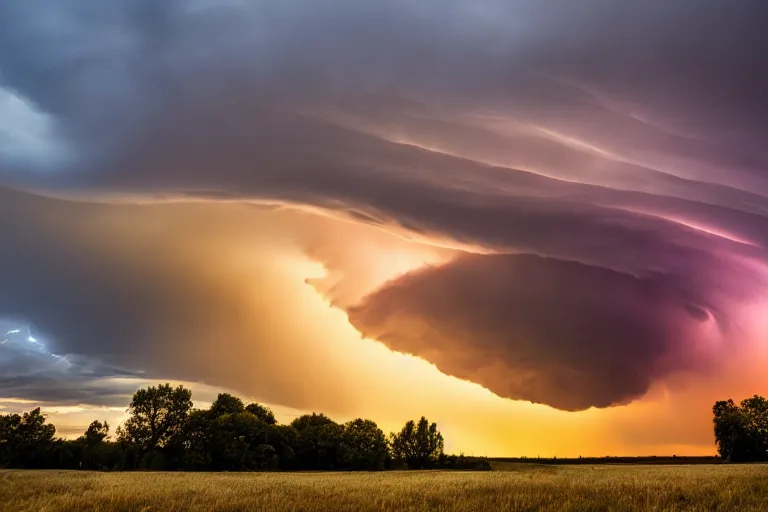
[2,464,768,512]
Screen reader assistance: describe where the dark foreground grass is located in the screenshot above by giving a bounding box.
[1,464,767,511]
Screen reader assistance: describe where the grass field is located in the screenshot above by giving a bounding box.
[2,464,767,511]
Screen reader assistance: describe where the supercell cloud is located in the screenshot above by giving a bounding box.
[1,1,768,414]
[349,254,725,411]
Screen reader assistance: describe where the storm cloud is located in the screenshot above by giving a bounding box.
[349,254,727,411]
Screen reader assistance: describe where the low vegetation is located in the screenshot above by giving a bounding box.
[2,465,768,512]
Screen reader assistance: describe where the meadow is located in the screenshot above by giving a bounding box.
[2,464,768,512]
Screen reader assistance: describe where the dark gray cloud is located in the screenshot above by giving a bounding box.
[1,1,768,410]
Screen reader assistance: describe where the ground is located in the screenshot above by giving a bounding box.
[2,464,767,511]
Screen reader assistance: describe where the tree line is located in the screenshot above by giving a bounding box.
[713,395,768,462]
[0,383,490,471]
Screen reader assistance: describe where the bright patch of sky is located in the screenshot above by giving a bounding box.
[0,86,69,170]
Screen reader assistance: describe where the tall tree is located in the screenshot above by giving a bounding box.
[391,416,444,469]
[119,384,193,458]
[342,418,389,470]
[713,395,768,462]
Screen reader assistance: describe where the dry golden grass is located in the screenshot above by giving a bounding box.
[1,465,767,511]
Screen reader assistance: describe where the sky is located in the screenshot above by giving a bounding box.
[1,0,768,456]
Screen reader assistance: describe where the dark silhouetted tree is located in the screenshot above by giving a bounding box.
[246,403,277,425]
[342,419,389,470]
[391,416,444,469]
[267,424,300,470]
[291,413,346,470]
[714,395,768,462]
[0,408,56,468]
[83,420,110,445]
[118,383,192,468]
[210,411,276,470]
[209,393,245,418]
[181,409,214,470]
[78,420,110,469]
[181,397,293,471]
[741,395,768,458]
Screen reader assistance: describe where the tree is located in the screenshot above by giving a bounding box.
[713,400,743,461]
[181,409,214,469]
[390,416,444,469]
[78,420,122,470]
[0,413,22,467]
[17,408,56,446]
[119,384,193,466]
[390,420,415,467]
[209,411,277,470]
[342,419,389,470]
[0,408,56,468]
[741,395,768,459]
[83,420,110,445]
[246,403,277,425]
[291,414,346,470]
[267,424,300,470]
[182,398,285,471]
[713,395,768,462]
[78,420,110,469]
[209,393,245,418]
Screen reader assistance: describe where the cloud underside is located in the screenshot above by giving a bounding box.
[1,1,768,413]
[349,254,720,411]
